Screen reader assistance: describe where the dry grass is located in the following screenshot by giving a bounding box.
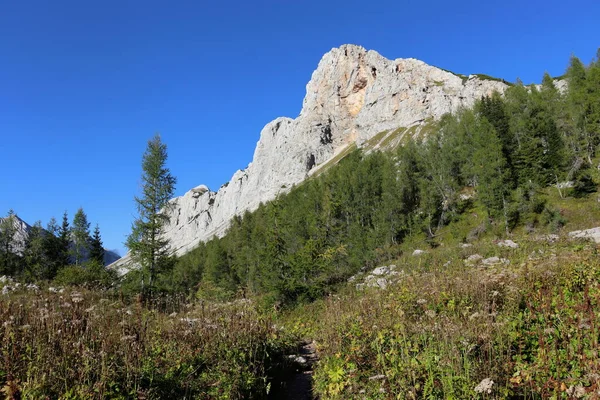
[0,289,295,399]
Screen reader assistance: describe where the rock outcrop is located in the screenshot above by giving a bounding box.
[110,44,509,272]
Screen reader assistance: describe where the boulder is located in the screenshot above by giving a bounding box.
[481,257,510,266]
[568,227,600,244]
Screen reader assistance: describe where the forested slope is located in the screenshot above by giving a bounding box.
[156,52,600,307]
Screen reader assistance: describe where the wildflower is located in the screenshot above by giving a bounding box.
[48,287,59,293]
[578,320,591,330]
[425,310,436,319]
[566,385,586,398]
[474,378,494,394]
[417,298,427,305]
[71,292,84,303]
[469,312,480,321]
[39,308,50,320]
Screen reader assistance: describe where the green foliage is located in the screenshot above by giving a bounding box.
[22,221,47,280]
[89,224,105,264]
[53,261,116,288]
[126,134,177,300]
[289,234,600,399]
[71,207,91,266]
[172,58,600,307]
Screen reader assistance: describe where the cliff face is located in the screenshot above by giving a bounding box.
[110,44,508,272]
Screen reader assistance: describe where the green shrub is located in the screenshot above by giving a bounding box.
[53,261,116,288]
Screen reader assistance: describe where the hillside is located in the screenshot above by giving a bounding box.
[110,44,508,272]
[2,45,599,399]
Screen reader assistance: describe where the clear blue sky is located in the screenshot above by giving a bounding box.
[1,0,598,256]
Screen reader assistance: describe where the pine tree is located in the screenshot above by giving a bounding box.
[89,224,105,265]
[58,211,71,266]
[71,208,90,266]
[126,134,177,299]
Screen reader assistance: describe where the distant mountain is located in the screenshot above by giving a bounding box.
[0,214,120,266]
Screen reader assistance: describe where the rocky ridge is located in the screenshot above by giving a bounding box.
[110,44,509,272]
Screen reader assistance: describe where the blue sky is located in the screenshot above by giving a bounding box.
[1,0,599,256]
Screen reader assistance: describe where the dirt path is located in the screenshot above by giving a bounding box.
[268,340,318,399]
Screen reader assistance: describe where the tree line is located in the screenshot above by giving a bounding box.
[0,208,106,281]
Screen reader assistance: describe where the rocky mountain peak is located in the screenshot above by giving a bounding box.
[110,45,509,272]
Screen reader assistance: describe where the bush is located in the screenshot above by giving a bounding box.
[570,168,597,197]
[53,261,116,288]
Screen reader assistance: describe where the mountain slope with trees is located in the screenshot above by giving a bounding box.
[164,51,600,307]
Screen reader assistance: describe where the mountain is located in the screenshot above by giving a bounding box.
[110,44,509,272]
[0,214,120,266]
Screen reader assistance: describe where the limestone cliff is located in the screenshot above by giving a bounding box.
[110,44,508,272]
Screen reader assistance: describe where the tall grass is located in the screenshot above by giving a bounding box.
[0,288,295,399]
[285,238,600,399]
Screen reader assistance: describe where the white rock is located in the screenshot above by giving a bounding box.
[568,227,600,243]
[497,240,519,249]
[556,181,574,189]
[534,234,560,243]
[412,249,426,256]
[465,254,483,265]
[459,243,473,248]
[371,266,390,276]
[110,44,509,271]
[481,257,510,266]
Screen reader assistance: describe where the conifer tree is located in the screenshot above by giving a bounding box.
[126,134,177,299]
[24,221,46,279]
[472,118,511,219]
[71,208,90,266]
[58,211,71,266]
[43,217,63,278]
[89,224,105,265]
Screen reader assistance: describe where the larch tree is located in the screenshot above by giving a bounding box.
[71,208,91,266]
[126,134,177,299]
